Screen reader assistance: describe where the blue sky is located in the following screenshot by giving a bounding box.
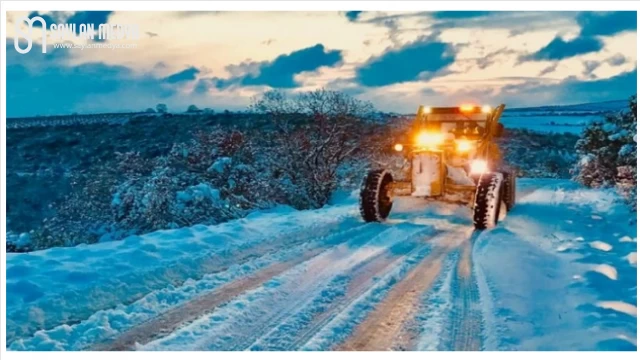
[6,11,637,117]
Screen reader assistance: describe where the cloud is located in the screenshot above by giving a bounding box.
[525,36,603,61]
[67,11,113,29]
[495,69,637,106]
[476,48,519,69]
[606,54,627,66]
[539,63,558,76]
[534,68,637,105]
[345,11,362,22]
[356,39,455,87]
[6,40,181,117]
[7,61,177,117]
[582,60,600,79]
[25,11,114,33]
[216,44,342,89]
[163,67,200,83]
[431,11,492,19]
[26,11,61,26]
[193,79,211,94]
[578,11,637,37]
[521,12,633,63]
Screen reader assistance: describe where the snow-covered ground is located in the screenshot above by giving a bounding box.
[501,100,627,134]
[6,179,637,351]
[501,114,601,134]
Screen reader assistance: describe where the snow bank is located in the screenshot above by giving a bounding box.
[475,178,637,350]
[5,203,359,347]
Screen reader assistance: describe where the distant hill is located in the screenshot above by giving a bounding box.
[505,100,628,114]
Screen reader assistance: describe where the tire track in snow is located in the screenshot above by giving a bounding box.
[140,223,433,351]
[9,213,359,347]
[444,231,484,351]
[248,233,436,350]
[335,227,473,351]
[90,223,374,351]
[93,248,325,350]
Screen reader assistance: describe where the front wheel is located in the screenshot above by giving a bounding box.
[360,169,393,222]
[502,170,516,212]
[473,172,504,230]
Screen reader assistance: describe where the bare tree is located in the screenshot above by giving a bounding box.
[251,89,375,207]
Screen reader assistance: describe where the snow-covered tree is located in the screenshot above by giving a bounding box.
[574,95,637,209]
[250,89,375,208]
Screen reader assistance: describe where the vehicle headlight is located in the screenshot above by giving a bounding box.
[416,132,444,147]
[456,139,473,153]
[470,159,488,174]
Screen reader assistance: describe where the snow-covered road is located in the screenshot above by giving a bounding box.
[6,179,637,351]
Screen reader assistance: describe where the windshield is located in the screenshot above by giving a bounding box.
[414,113,488,138]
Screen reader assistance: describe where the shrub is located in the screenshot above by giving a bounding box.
[156,103,168,113]
[574,95,637,209]
[250,89,375,208]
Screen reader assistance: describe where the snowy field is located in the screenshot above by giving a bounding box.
[6,179,637,351]
[501,100,627,134]
[501,114,601,134]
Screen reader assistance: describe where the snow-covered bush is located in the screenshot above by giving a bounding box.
[30,166,119,248]
[574,96,637,209]
[498,129,579,178]
[9,90,390,251]
[6,232,32,253]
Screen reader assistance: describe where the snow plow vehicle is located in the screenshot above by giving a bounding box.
[360,104,516,230]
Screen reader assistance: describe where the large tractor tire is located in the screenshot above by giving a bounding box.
[360,169,393,222]
[502,170,516,212]
[473,172,504,230]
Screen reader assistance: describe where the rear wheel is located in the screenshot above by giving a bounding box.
[473,172,504,230]
[360,169,393,222]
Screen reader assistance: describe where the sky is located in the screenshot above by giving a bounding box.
[5,10,638,117]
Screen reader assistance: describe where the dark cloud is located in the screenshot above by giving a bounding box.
[528,68,637,105]
[194,79,211,94]
[163,67,200,83]
[520,12,633,63]
[524,36,603,61]
[26,11,61,27]
[356,39,455,87]
[606,54,627,66]
[539,63,558,76]
[476,48,519,69]
[438,69,636,109]
[577,11,636,37]
[431,11,492,19]
[345,11,363,22]
[6,40,179,117]
[582,60,600,79]
[216,44,342,89]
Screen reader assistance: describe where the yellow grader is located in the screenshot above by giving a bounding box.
[359,104,516,230]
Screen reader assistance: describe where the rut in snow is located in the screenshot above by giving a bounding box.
[335,227,473,350]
